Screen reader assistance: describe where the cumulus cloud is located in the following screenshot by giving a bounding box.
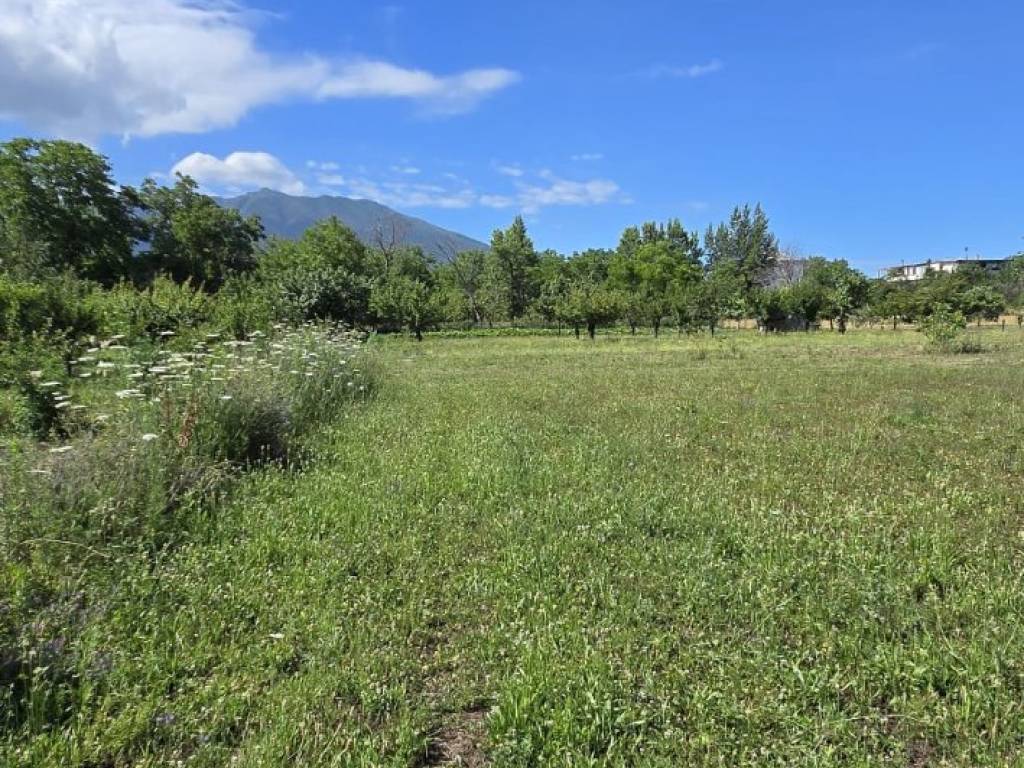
[496,164,524,177]
[571,153,604,161]
[0,0,519,138]
[172,151,306,195]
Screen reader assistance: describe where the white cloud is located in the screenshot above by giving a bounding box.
[0,0,519,138]
[172,151,306,195]
[173,152,625,212]
[318,62,519,115]
[391,165,421,175]
[496,164,524,177]
[344,178,477,209]
[571,153,604,161]
[514,175,622,213]
[642,59,724,79]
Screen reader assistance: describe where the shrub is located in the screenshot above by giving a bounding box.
[918,305,970,352]
[214,273,275,338]
[87,276,213,341]
[0,389,31,436]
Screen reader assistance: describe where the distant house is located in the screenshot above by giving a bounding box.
[882,257,1008,282]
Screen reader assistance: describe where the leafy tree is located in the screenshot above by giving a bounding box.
[556,281,624,339]
[0,138,138,283]
[439,249,489,325]
[704,204,779,305]
[137,175,263,290]
[532,250,568,329]
[371,248,442,340]
[611,220,701,335]
[490,216,538,326]
[258,217,378,325]
[750,287,793,332]
[958,285,1004,325]
[803,258,869,333]
[996,254,1024,309]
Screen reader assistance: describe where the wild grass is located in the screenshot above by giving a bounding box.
[3,327,1024,766]
[0,323,372,748]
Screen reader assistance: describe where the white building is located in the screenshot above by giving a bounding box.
[882,258,1008,282]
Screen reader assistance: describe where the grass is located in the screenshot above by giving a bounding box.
[4,327,1024,766]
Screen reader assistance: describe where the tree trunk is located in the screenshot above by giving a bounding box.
[653,320,660,338]
[837,316,847,335]
[892,316,898,330]
[415,327,423,342]
[587,322,596,340]
[709,321,715,336]
[629,323,636,335]
[574,326,580,339]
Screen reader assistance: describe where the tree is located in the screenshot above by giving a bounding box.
[996,254,1024,309]
[490,216,538,326]
[258,217,378,325]
[704,204,780,305]
[0,138,138,283]
[958,285,1004,325]
[370,247,442,340]
[611,220,701,335]
[137,175,264,290]
[371,215,408,273]
[803,258,869,333]
[635,238,700,336]
[438,249,489,325]
[532,250,568,329]
[556,280,624,339]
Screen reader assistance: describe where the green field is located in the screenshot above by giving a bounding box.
[7,329,1024,766]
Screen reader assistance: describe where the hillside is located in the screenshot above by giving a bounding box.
[216,188,487,261]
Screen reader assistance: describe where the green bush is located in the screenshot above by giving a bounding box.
[0,273,99,340]
[214,273,275,338]
[918,305,971,352]
[87,276,213,341]
[0,389,31,436]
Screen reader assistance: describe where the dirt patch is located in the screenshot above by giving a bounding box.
[421,709,488,767]
[907,739,935,767]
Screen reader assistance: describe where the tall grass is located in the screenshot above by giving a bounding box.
[0,323,373,740]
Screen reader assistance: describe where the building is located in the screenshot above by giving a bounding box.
[882,257,1008,282]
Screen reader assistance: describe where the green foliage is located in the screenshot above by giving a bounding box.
[1,325,371,744]
[136,175,263,290]
[704,203,779,299]
[257,219,379,326]
[0,138,138,283]
[438,249,490,325]
[918,304,969,350]
[0,272,99,340]
[490,215,538,325]
[87,275,214,340]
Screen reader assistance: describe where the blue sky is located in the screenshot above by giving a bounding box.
[2,1,1022,273]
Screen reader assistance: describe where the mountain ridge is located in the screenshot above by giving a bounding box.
[215,188,488,261]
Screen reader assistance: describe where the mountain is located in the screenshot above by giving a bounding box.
[216,188,487,261]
